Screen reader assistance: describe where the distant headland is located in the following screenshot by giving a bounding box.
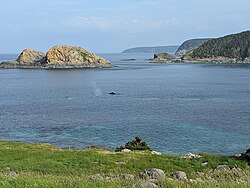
[122,45,179,54]
[0,45,112,69]
[151,31,250,64]
[175,38,212,57]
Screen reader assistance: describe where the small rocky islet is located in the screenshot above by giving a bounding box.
[0,45,112,69]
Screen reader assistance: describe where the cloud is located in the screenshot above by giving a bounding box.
[8,16,179,34]
[63,16,111,30]
[129,17,179,30]
[57,16,179,33]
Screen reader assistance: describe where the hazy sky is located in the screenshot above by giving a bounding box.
[0,0,250,53]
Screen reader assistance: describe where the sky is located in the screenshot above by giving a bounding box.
[0,0,250,53]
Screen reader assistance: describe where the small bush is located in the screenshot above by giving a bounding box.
[115,137,151,152]
[240,148,250,164]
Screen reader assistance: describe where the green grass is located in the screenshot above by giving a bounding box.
[0,140,249,187]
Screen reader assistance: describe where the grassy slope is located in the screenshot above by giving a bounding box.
[0,140,249,188]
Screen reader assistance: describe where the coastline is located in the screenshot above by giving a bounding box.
[0,139,246,157]
[150,58,250,64]
[0,63,113,69]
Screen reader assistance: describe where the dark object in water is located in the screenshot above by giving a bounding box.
[109,92,116,95]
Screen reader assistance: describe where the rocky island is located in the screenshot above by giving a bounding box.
[151,31,250,64]
[0,45,112,69]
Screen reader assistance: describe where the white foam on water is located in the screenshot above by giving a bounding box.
[91,81,103,96]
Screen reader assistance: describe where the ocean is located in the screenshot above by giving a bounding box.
[0,53,249,155]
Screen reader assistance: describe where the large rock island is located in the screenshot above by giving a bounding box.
[0,45,112,69]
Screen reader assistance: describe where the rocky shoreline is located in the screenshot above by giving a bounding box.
[150,53,250,64]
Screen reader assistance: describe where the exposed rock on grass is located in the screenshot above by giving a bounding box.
[139,168,165,180]
[171,171,187,180]
[181,153,202,159]
[216,165,230,170]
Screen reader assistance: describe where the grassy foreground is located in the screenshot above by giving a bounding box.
[0,140,249,188]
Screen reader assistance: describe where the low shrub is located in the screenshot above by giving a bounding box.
[115,137,151,152]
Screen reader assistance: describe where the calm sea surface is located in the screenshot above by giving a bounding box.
[0,53,250,155]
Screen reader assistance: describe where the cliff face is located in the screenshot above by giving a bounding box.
[189,31,250,61]
[0,45,112,69]
[175,39,211,56]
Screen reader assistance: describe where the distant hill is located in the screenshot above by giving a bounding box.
[122,45,179,54]
[175,38,211,56]
[190,31,250,61]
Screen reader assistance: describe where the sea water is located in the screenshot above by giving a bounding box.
[0,53,249,155]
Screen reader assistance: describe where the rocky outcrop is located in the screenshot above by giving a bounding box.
[150,53,181,63]
[151,151,161,155]
[137,181,159,188]
[171,171,187,180]
[16,49,46,65]
[181,153,202,159]
[121,149,131,153]
[216,165,230,170]
[153,53,173,60]
[0,49,46,68]
[46,45,111,68]
[139,168,165,180]
[0,45,111,69]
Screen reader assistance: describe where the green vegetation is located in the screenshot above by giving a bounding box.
[0,140,249,187]
[190,31,250,60]
[154,52,170,59]
[115,137,151,151]
[78,50,93,61]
